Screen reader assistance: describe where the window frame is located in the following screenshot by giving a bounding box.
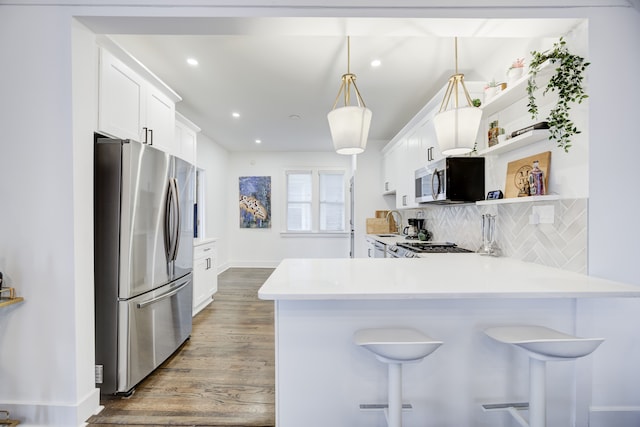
[284,167,348,235]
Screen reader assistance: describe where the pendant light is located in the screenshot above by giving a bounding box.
[327,36,372,155]
[433,37,482,156]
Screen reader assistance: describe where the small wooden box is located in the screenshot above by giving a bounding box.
[366,218,393,234]
[373,210,397,232]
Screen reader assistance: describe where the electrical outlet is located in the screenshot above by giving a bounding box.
[95,365,104,384]
[531,205,555,224]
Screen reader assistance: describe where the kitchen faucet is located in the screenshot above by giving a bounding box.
[385,210,402,234]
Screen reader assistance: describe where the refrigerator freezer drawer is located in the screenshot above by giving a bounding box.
[115,274,193,395]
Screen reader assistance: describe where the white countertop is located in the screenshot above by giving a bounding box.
[258,256,640,300]
[366,233,409,246]
[193,237,218,246]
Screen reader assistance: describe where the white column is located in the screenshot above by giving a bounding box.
[529,358,547,427]
[387,363,403,427]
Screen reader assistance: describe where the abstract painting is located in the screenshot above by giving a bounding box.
[239,176,271,228]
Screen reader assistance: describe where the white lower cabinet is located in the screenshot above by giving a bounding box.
[365,237,375,258]
[193,239,218,316]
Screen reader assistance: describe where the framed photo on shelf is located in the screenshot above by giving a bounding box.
[505,151,551,198]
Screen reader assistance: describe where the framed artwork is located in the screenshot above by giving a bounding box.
[239,176,271,228]
[505,151,551,198]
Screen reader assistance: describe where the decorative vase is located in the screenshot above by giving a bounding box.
[484,86,498,103]
[507,67,524,85]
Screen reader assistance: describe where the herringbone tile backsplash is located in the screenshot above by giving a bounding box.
[421,198,587,273]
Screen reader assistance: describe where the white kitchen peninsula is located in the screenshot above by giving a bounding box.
[258,257,640,427]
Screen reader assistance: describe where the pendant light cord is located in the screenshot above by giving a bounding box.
[347,36,351,75]
[454,36,458,74]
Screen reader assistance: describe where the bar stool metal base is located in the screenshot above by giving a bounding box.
[354,328,442,427]
[483,325,604,427]
[482,402,530,427]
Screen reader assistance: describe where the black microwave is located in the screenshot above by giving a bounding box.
[415,157,485,204]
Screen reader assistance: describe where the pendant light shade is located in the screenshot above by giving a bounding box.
[433,38,481,155]
[328,106,372,155]
[433,104,482,155]
[327,37,372,155]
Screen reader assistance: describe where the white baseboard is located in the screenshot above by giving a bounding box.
[589,406,640,427]
[1,387,101,427]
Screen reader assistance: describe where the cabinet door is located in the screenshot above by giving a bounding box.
[382,144,398,194]
[397,136,421,209]
[365,238,375,258]
[192,242,218,316]
[175,120,197,165]
[98,49,145,141]
[145,85,176,153]
[193,256,209,315]
[421,119,442,165]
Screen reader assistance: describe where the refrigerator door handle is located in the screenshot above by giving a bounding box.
[171,177,181,262]
[164,178,181,262]
[164,180,174,261]
[136,280,189,309]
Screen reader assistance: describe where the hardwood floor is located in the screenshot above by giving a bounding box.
[87,268,276,427]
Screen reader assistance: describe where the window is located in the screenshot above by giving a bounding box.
[286,169,346,233]
[286,171,312,231]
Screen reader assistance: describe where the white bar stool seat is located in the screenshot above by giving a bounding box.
[354,328,442,427]
[483,325,604,427]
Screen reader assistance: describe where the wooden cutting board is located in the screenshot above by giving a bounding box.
[505,151,551,198]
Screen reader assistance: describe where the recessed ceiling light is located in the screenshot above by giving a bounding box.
[255,139,262,144]
[371,59,381,68]
[232,112,240,118]
[186,58,198,66]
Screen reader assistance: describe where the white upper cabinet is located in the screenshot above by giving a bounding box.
[98,49,145,142]
[382,142,401,195]
[174,112,200,165]
[97,38,181,152]
[145,84,176,152]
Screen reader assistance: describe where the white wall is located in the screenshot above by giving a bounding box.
[578,7,640,426]
[227,151,352,267]
[0,2,639,426]
[197,136,385,265]
[0,8,99,425]
[352,140,388,257]
[195,132,231,271]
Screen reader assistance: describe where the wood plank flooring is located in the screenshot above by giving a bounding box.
[87,268,276,427]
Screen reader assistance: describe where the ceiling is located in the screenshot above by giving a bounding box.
[81,17,585,153]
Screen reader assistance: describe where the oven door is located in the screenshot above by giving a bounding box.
[415,165,445,203]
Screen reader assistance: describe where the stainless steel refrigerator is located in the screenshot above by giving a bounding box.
[94,136,194,395]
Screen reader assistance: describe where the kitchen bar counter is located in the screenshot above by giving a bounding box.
[259,257,640,427]
[258,256,640,300]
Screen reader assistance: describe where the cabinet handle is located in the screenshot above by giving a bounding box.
[142,127,148,144]
[148,128,153,145]
[427,147,433,161]
[402,195,407,206]
[384,182,389,192]
[206,258,211,269]
[203,247,211,252]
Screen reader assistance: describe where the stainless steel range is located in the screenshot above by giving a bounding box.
[386,242,473,258]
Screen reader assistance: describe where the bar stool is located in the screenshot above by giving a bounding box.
[483,325,604,427]
[354,328,442,427]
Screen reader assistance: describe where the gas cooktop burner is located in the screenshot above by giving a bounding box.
[396,242,473,253]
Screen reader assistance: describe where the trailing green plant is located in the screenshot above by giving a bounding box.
[526,37,590,152]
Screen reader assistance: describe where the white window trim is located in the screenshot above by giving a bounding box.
[283,167,347,235]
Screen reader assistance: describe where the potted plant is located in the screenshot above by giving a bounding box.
[507,58,525,83]
[526,38,590,152]
[484,79,499,102]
